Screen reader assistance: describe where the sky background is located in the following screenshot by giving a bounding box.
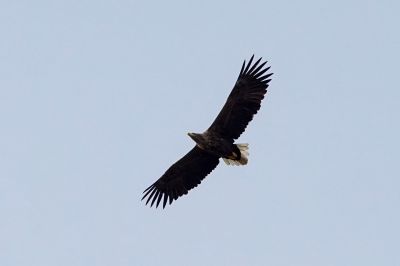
[1,1,399,265]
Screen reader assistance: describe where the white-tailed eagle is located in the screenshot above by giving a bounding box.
[142,55,273,208]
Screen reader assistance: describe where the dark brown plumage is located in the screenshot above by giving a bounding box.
[208,56,272,140]
[142,55,272,208]
[142,147,219,208]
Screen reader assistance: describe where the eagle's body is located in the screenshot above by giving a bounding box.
[142,55,273,208]
[188,131,245,164]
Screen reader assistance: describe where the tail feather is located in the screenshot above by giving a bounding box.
[223,143,249,166]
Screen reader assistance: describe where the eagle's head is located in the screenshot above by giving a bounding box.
[187,132,205,146]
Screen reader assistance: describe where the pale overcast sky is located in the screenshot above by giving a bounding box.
[1,1,399,265]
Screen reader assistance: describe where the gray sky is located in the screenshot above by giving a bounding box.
[1,1,399,265]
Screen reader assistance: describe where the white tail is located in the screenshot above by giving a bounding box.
[222,143,249,166]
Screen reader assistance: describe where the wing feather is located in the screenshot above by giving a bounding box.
[243,55,254,74]
[142,146,220,208]
[208,55,273,140]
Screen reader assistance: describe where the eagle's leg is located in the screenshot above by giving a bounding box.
[222,143,249,166]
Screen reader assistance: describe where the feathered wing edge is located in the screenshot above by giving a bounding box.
[207,55,273,140]
[142,146,220,209]
[239,55,272,80]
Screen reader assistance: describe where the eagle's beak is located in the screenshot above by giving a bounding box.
[187,132,197,141]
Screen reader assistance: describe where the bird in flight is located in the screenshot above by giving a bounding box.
[142,55,273,208]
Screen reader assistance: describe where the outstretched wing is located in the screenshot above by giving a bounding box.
[142,146,220,208]
[208,55,273,140]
